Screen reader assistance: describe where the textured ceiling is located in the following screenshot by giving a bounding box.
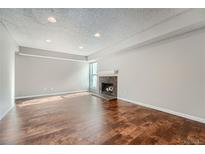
[0,8,188,56]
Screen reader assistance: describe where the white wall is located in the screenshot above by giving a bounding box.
[96,28,205,120]
[0,23,17,120]
[15,55,89,98]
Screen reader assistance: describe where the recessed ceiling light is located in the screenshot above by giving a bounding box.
[94,33,101,38]
[79,46,84,49]
[47,17,57,23]
[46,39,51,43]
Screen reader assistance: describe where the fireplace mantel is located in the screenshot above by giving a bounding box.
[98,70,118,77]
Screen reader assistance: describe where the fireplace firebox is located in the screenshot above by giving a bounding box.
[101,82,114,95]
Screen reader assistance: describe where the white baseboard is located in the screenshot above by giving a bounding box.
[118,97,205,124]
[15,90,88,100]
[0,104,14,120]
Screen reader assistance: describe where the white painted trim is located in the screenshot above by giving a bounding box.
[118,97,205,124]
[0,104,15,120]
[15,90,88,99]
[17,53,87,63]
[98,70,118,76]
[98,74,118,77]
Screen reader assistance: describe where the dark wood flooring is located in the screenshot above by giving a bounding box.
[0,92,205,144]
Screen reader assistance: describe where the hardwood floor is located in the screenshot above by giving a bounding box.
[0,92,205,144]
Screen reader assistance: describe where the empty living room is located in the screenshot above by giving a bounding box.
[0,0,205,152]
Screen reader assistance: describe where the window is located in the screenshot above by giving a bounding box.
[90,62,98,90]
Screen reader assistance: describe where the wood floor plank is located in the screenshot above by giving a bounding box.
[0,92,205,144]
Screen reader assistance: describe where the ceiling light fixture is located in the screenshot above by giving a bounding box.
[47,17,57,23]
[79,46,84,49]
[94,33,101,38]
[46,39,51,43]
